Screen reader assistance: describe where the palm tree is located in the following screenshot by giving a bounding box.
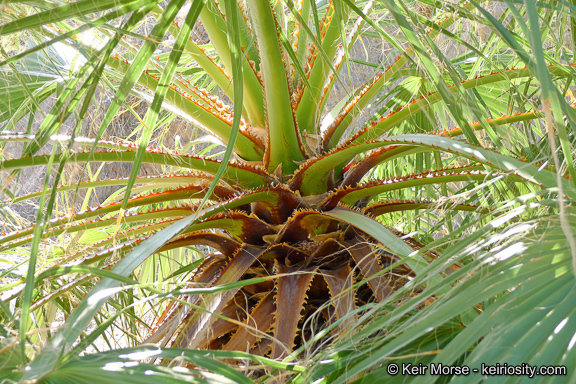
[1,0,576,383]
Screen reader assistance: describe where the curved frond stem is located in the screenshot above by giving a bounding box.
[246,0,307,175]
[0,149,274,188]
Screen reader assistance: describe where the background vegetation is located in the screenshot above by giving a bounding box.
[1,0,576,383]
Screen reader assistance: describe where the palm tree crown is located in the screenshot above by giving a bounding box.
[1,1,576,383]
